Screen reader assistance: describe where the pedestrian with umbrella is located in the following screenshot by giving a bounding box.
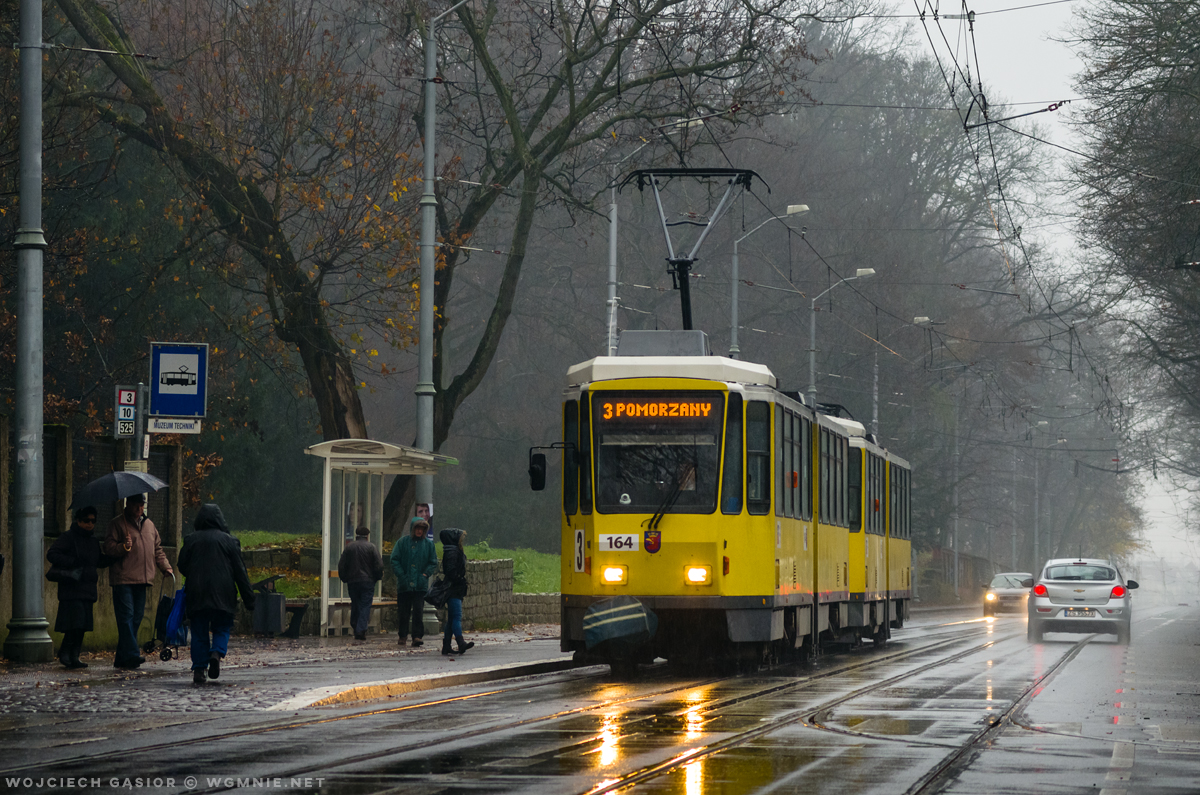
[98,488,173,669]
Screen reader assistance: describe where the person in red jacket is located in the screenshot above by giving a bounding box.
[101,494,173,669]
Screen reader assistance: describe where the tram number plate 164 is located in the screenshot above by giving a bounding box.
[598,533,639,552]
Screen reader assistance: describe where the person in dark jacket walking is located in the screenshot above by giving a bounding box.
[390,518,438,646]
[338,526,384,640]
[439,528,473,655]
[177,504,255,685]
[47,506,116,668]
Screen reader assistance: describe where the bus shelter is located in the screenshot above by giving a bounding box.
[305,439,457,636]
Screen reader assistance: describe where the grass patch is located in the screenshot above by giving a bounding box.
[456,541,560,594]
[246,567,320,598]
[234,530,321,550]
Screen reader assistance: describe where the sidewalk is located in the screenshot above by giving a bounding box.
[0,623,578,715]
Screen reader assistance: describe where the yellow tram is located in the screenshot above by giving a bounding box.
[545,331,911,664]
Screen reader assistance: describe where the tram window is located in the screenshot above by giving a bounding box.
[838,436,848,527]
[905,469,911,539]
[869,455,882,535]
[779,406,792,518]
[788,414,796,518]
[818,429,827,523]
[800,417,811,520]
[580,394,593,515]
[592,391,724,514]
[747,401,770,515]
[775,405,784,516]
[721,394,743,514]
[848,448,862,531]
[563,400,579,516]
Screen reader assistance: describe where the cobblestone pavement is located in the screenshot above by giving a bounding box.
[0,624,561,714]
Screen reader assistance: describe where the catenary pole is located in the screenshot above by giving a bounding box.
[5,0,53,661]
[417,0,469,505]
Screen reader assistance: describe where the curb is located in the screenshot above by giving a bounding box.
[267,656,584,711]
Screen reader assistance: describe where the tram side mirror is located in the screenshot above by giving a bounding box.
[1126,580,1139,590]
[1020,578,1034,588]
[528,452,547,491]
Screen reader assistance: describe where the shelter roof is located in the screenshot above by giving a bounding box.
[304,440,457,475]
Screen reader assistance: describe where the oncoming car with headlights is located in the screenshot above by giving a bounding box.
[982,572,1032,616]
[1026,558,1139,644]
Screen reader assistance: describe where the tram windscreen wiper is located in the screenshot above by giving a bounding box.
[647,461,695,531]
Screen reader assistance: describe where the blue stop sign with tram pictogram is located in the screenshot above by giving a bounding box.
[150,342,208,417]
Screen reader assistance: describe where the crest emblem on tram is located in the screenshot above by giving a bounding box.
[644,530,661,554]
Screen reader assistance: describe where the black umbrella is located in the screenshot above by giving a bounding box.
[70,470,169,508]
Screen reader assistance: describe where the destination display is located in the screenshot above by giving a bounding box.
[599,400,714,420]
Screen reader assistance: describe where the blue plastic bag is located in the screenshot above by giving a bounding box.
[165,589,189,646]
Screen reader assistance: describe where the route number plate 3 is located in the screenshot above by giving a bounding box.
[598,533,639,552]
[574,529,585,573]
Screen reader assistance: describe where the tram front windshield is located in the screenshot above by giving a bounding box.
[592,392,724,514]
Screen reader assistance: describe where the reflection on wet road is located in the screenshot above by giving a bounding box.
[5,608,1197,794]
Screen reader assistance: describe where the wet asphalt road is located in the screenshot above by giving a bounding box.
[2,605,1197,794]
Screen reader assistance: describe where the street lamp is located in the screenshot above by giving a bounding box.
[416,0,470,637]
[417,0,471,499]
[807,268,875,405]
[729,204,808,359]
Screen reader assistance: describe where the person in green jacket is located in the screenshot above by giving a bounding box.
[390,518,438,646]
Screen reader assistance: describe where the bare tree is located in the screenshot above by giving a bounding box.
[53,0,421,440]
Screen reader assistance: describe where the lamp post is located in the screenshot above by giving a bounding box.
[807,268,875,406]
[416,0,469,637]
[729,204,808,359]
[4,0,53,662]
[417,0,470,503]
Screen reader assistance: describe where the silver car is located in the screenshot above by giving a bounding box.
[983,572,1033,616]
[1026,558,1139,644]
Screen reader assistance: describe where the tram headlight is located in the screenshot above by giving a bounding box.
[601,565,627,585]
[685,565,712,585]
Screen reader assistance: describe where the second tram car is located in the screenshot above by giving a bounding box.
[543,331,911,665]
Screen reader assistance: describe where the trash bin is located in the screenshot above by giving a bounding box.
[253,592,287,636]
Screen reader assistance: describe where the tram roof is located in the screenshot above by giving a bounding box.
[567,356,777,388]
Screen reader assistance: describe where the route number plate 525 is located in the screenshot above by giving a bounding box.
[598,533,639,552]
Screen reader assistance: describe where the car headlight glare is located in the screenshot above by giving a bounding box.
[985,592,996,601]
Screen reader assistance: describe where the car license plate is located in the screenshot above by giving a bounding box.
[1064,608,1095,617]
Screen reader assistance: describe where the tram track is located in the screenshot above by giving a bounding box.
[0,616,997,787]
[571,625,1084,795]
[180,624,999,793]
[577,624,1028,795]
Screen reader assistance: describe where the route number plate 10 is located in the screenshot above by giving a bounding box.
[598,533,639,552]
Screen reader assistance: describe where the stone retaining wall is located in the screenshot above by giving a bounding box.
[233,557,559,635]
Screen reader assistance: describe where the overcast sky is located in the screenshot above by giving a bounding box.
[893,0,1200,577]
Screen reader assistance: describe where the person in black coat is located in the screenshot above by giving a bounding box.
[439,528,474,656]
[47,506,116,668]
[178,504,255,685]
